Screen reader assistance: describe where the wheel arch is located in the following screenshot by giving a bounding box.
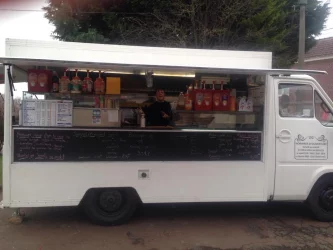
[79,187,143,206]
[306,168,333,200]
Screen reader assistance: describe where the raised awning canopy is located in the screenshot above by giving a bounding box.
[0,57,327,84]
[1,38,327,84]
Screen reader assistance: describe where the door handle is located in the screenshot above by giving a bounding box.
[277,130,292,143]
[276,134,291,139]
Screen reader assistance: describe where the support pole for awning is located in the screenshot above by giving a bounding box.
[6,65,15,97]
[2,64,13,204]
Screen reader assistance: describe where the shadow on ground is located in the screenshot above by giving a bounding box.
[14,201,311,224]
[2,201,333,250]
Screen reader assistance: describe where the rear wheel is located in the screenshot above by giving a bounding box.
[308,175,333,222]
[82,188,138,226]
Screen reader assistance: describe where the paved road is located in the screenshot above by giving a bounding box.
[1,194,333,250]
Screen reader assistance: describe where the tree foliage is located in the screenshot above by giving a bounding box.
[43,0,330,67]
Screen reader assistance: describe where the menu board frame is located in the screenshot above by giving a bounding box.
[22,100,73,127]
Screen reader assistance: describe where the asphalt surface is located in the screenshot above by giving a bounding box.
[1,192,333,250]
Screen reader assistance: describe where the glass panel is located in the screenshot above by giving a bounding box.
[315,91,333,127]
[278,84,313,118]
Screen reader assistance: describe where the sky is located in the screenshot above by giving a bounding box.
[0,0,332,97]
[320,0,333,38]
[0,0,54,97]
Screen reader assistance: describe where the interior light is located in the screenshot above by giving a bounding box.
[153,73,195,78]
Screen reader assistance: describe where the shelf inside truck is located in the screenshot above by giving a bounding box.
[174,110,260,115]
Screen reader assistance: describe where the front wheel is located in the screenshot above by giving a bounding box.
[82,188,138,226]
[308,175,333,222]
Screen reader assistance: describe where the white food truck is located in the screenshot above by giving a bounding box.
[1,38,333,226]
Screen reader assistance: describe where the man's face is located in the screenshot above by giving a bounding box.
[156,90,165,102]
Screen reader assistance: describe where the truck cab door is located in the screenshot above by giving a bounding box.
[274,77,333,200]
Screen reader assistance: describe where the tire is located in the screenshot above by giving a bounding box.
[82,188,139,226]
[308,175,333,222]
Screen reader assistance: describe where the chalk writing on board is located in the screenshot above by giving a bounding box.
[14,129,262,162]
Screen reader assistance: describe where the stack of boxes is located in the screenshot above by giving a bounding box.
[248,85,265,106]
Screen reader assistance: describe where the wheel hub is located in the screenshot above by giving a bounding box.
[320,187,333,211]
[99,190,123,213]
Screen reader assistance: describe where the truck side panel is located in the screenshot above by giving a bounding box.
[7,161,266,207]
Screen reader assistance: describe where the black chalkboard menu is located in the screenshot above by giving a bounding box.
[13,129,262,162]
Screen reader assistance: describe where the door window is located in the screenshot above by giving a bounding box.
[315,91,333,127]
[278,84,313,118]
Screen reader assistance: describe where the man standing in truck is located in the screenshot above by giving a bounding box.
[139,89,173,126]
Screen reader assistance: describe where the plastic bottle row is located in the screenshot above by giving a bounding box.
[53,69,105,94]
[176,80,237,111]
[94,95,120,109]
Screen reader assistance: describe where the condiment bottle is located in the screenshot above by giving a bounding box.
[82,70,93,94]
[220,80,224,90]
[140,113,146,128]
[202,81,206,89]
[94,96,100,108]
[184,88,192,111]
[177,92,185,110]
[94,70,105,94]
[59,70,70,94]
[213,90,220,110]
[194,80,199,90]
[109,97,113,108]
[229,96,236,111]
[104,96,109,108]
[100,95,105,108]
[71,69,82,94]
[52,71,59,93]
